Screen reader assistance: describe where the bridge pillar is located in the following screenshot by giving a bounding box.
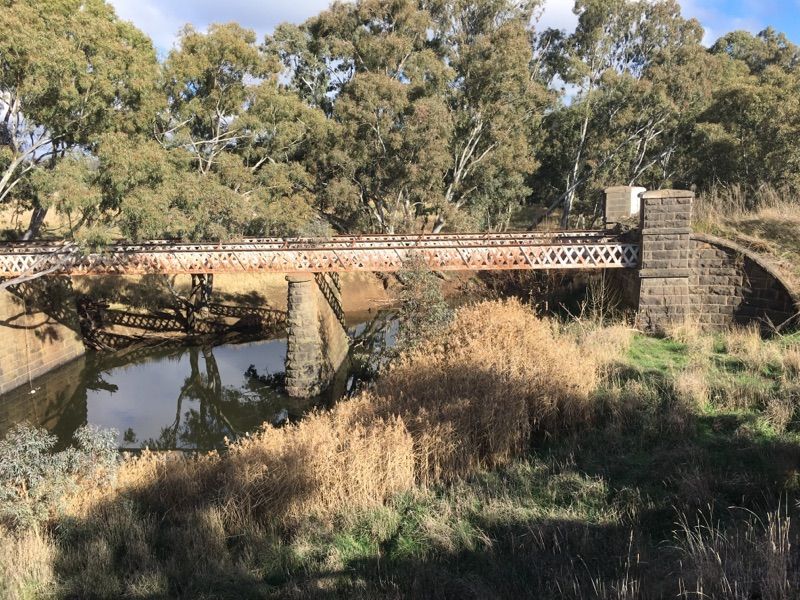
[636,189,694,331]
[285,273,350,398]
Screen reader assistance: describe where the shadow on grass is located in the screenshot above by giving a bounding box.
[44,404,800,599]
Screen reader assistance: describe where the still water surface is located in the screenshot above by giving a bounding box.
[0,312,396,451]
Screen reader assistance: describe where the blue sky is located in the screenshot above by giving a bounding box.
[107,0,800,56]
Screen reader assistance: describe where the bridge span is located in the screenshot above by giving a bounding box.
[0,231,639,277]
[1,189,796,400]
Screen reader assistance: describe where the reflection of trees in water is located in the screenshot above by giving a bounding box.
[8,312,398,451]
[142,346,285,450]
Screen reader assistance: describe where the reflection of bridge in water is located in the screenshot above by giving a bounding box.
[0,313,393,450]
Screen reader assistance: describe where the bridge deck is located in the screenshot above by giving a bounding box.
[0,231,640,276]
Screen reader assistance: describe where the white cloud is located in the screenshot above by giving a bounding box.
[109,0,792,56]
[537,0,578,33]
[109,0,334,53]
[112,0,582,53]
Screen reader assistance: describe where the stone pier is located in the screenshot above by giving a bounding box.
[636,189,694,331]
[284,273,350,398]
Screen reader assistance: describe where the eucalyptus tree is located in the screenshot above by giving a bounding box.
[0,0,160,239]
[534,0,706,225]
[689,30,800,194]
[270,0,550,233]
[425,0,551,231]
[138,22,328,242]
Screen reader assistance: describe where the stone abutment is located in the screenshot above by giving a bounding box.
[634,189,799,332]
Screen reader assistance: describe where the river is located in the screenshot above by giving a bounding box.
[0,311,396,451]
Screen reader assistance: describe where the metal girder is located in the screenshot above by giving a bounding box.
[0,232,640,276]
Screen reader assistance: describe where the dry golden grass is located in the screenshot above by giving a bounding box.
[677,506,796,599]
[782,344,800,378]
[223,396,415,526]
[667,320,715,362]
[721,325,785,378]
[571,322,635,375]
[0,526,54,600]
[372,299,599,484]
[694,185,800,292]
[675,369,711,409]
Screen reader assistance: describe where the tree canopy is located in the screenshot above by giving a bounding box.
[1,0,798,241]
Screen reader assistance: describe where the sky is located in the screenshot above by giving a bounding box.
[108,0,800,56]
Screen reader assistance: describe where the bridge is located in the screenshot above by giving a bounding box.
[1,189,797,399]
[0,231,639,277]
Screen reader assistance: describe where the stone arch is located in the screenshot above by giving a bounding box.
[689,233,799,331]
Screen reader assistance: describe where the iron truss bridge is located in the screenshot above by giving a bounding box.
[0,231,640,277]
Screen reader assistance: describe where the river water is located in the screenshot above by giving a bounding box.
[0,311,396,451]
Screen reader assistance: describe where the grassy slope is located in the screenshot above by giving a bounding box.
[3,308,800,599]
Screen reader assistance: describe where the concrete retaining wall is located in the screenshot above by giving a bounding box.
[0,277,86,395]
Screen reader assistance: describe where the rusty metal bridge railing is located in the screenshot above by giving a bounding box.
[0,231,640,277]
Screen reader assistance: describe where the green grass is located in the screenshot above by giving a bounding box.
[626,335,689,373]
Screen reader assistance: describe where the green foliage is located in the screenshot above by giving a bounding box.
[395,258,453,351]
[2,0,799,240]
[0,424,118,530]
[0,0,160,235]
[275,0,549,233]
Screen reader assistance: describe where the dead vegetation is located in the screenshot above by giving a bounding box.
[2,299,800,599]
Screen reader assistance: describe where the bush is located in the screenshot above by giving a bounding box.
[0,424,118,530]
[395,257,453,352]
[374,299,599,484]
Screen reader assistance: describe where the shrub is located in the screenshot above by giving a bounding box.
[0,424,118,530]
[395,257,453,352]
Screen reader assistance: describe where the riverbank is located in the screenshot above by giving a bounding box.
[2,299,799,598]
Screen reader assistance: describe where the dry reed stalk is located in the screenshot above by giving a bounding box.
[677,505,796,599]
[374,299,598,484]
[223,396,415,526]
[0,526,54,600]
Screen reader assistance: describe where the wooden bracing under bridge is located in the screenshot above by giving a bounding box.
[0,231,640,277]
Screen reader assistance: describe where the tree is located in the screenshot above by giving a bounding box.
[270,0,549,233]
[76,23,330,244]
[534,0,706,225]
[687,30,800,194]
[0,0,160,239]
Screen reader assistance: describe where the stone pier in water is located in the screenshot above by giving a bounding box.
[284,273,350,398]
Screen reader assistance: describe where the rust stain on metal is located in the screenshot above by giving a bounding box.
[0,232,640,276]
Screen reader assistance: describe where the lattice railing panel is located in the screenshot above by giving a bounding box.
[0,233,640,276]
